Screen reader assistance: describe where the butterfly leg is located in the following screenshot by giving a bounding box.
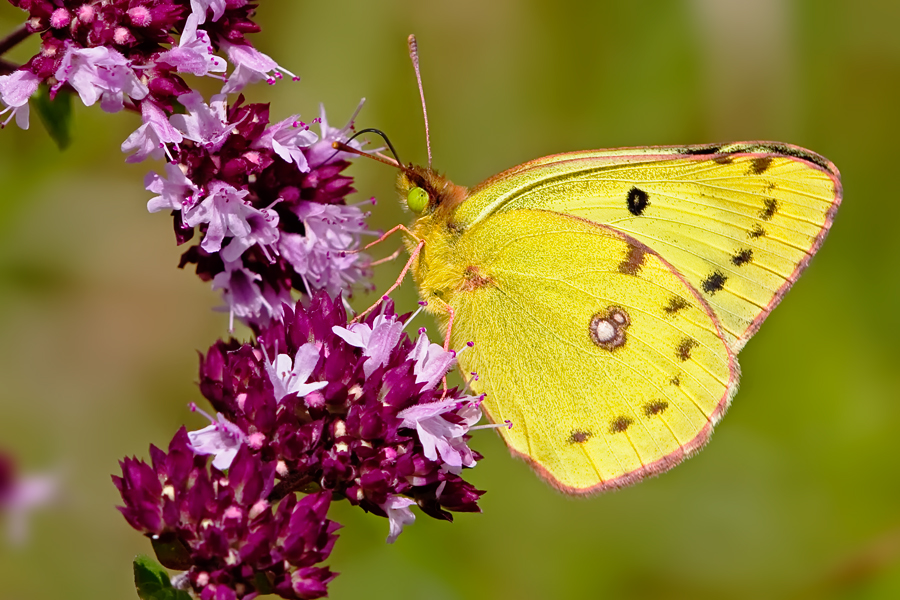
[367,246,405,266]
[352,238,425,323]
[439,303,457,395]
[360,224,418,253]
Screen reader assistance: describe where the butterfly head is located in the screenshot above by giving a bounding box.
[397,164,468,217]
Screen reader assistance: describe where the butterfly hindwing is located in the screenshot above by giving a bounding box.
[442,209,738,493]
[456,142,842,351]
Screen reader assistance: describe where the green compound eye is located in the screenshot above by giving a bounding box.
[407,187,429,214]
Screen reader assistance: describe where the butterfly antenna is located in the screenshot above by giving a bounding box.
[408,34,433,168]
[350,128,404,165]
[330,128,412,173]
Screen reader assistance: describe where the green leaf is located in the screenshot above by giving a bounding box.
[133,555,192,600]
[30,84,72,150]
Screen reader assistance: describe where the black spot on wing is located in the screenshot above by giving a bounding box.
[713,155,734,164]
[676,338,699,361]
[750,157,774,175]
[643,401,669,416]
[663,296,690,316]
[749,225,766,239]
[626,187,650,216]
[701,270,727,294]
[760,198,779,221]
[670,375,681,387]
[609,416,633,434]
[568,429,593,444]
[731,249,753,266]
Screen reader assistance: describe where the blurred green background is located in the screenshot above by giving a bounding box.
[1,1,898,599]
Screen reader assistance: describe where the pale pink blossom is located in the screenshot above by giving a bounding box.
[333,314,404,377]
[182,181,254,254]
[187,405,245,470]
[279,202,372,297]
[145,163,200,213]
[0,70,40,129]
[306,99,367,166]
[1,470,58,544]
[252,116,318,172]
[157,29,226,77]
[220,204,280,263]
[382,494,416,544]
[264,343,328,403]
[169,91,230,152]
[397,397,482,472]
[211,259,272,331]
[407,331,457,390]
[183,0,227,39]
[54,44,148,112]
[220,42,298,94]
[121,100,183,162]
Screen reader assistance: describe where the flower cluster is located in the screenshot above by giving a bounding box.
[0,450,58,544]
[1,0,375,329]
[116,435,339,600]
[151,96,373,330]
[1,0,284,127]
[115,293,487,599]
[3,4,495,598]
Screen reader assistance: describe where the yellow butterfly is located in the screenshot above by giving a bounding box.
[349,37,842,494]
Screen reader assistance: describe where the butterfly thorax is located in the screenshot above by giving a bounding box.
[397,166,475,324]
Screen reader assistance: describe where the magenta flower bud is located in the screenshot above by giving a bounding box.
[127,6,153,27]
[76,5,95,24]
[49,8,71,29]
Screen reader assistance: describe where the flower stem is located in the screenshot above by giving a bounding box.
[0,25,32,58]
[0,58,17,76]
[268,472,316,503]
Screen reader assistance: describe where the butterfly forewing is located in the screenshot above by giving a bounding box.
[457,143,842,351]
[446,209,738,493]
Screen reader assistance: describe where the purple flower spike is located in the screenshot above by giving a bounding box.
[118,293,487,596]
[115,438,340,599]
[0,70,41,129]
